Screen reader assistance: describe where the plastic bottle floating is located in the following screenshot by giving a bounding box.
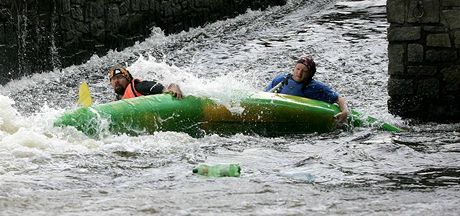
[192,164,241,177]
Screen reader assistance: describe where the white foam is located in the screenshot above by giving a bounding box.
[336,0,386,8]
[126,55,258,112]
[0,95,22,134]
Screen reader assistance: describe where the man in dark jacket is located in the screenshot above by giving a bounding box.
[108,67,183,100]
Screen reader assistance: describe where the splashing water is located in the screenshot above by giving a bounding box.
[0,95,21,135]
[0,0,459,215]
[125,55,258,112]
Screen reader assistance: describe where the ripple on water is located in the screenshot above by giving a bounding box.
[1,0,460,215]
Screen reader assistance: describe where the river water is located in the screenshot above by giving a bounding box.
[1,0,459,215]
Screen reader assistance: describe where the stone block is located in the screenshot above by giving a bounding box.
[455,31,460,48]
[75,21,89,34]
[87,0,104,18]
[442,10,460,29]
[406,0,440,23]
[81,39,95,50]
[416,78,439,98]
[94,43,105,55]
[194,0,205,8]
[388,26,421,41]
[387,0,406,23]
[104,32,118,48]
[164,4,173,17]
[4,24,16,45]
[90,19,105,40]
[74,49,90,62]
[126,35,143,44]
[0,8,11,21]
[140,0,150,11]
[442,0,460,6]
[64,30,79,41]
[423,25,448,33]
[71,5,84,21]
[388,44,406,75]
[174,1,183,13]
[441,65,460,91]
[0,24,4,44]
[39,13,52,28]
[180,0,191,10]
[58,0,71,14]
[71,0,83,5]
[39,0,51,13]
[388,95,423,117]
[121,14,144,32]
[426,49,457,62]
[90,19,105,31]
[408,0,440,23]
[408,43,424,62]
[149,0,156,10]
[107,5,121,31]
[60,15,73,30]
[407,66,437,76]
[120,1,129,15]
[388,78,414,95]
[426,33,451,47]
[154,1,161,15]
[132,0,140,11]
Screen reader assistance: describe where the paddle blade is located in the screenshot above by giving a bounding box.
[78,82,93,107]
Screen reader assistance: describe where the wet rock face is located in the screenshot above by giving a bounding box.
[387,0,460,122]
[0,0,286,85]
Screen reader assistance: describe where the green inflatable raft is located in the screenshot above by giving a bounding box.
[54,92,402,137]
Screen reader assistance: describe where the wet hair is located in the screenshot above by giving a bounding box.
[297,55,316,77]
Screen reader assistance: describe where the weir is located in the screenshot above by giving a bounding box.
[1,0,459,123]
[1,2,459,214]
[0,0,286,84]
[387,0,460,122]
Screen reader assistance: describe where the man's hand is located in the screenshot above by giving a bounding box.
[334,111,349,123]
[164,83,183,99]
[335,96,348,123]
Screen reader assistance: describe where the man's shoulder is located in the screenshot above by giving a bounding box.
[134,79,158,86]
[272,73,289,82]
[308,80,329,88]
[134,79,164,95]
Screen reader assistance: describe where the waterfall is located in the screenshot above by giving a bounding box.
[50,0,61,69]
[13,0,29,77]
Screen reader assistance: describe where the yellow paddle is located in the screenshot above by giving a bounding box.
[77,81,93,107]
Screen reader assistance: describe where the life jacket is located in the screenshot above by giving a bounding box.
[272,73,312,94]
[122,79,143,99]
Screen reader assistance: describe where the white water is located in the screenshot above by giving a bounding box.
[1,0,459,215]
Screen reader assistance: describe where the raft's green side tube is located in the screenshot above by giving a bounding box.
[54,94,209,137]
[54,92,401,137]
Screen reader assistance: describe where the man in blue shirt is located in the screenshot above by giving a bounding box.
[265,55,349,122]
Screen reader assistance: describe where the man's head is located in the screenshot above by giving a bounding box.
[108,67,133,95]
[292,55,316,82]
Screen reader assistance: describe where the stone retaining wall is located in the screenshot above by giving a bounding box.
[387,0,460,122]
[0,0,286,84]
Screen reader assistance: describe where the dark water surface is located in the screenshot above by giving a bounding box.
[1,0,459,215]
